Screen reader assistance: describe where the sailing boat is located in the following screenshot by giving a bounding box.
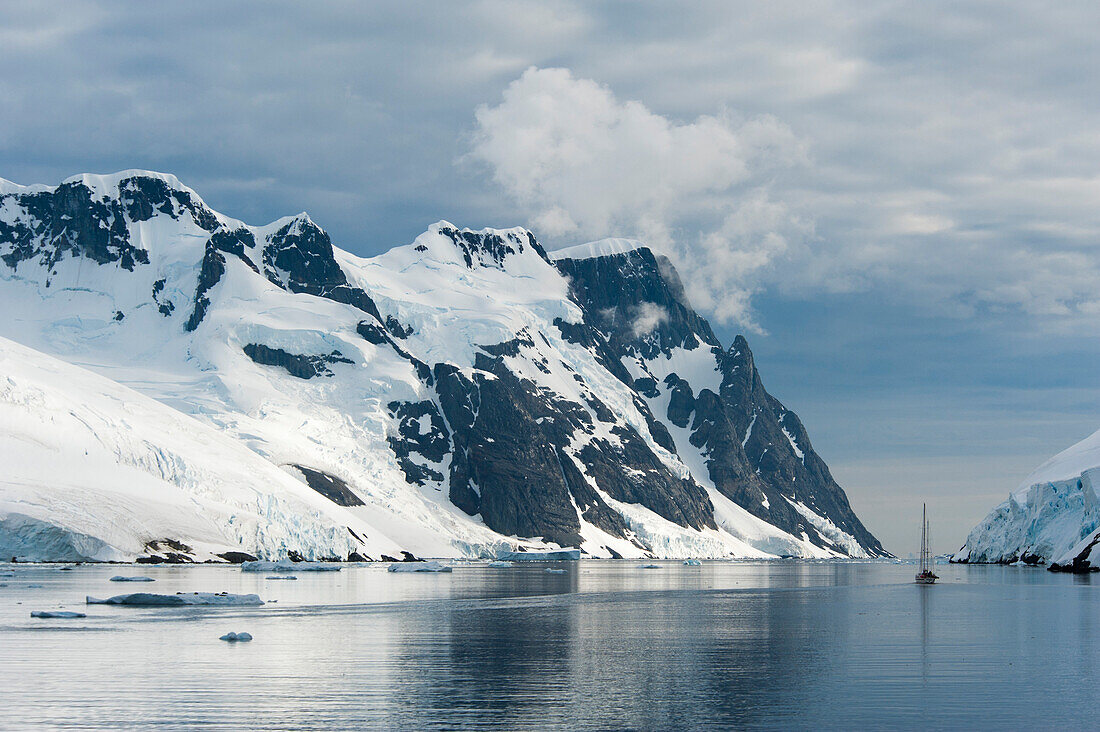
[915,502,939,584]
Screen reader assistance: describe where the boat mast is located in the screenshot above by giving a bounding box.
[920,503,928,573]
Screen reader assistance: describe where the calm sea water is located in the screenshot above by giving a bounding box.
[0,560,1095,730]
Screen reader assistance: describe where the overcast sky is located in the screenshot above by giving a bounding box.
[3,1,1098,554]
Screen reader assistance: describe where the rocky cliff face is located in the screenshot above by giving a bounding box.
[554,245,884,556]
[0,171,886,560]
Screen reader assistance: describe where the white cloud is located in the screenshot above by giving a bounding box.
[630,302,669,337]
[468,66,807,329]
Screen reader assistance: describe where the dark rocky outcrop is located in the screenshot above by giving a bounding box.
[263,215,381,321]
[386,401,449,486]
[1048,533,1100,573]
[431,333,709,550]
[0,181,150,273]
[243,343,353,379]
[438,224,549,269]
[217,551,259,564]
[291,465,364,507]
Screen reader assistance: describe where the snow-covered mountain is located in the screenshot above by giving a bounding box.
[0,170,886,561]
[954,428,1100,572]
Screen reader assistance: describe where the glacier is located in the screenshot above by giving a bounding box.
[0,170,886,562]
[954,428,1100,572]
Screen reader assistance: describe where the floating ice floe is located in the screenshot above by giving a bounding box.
[545,568,567,574]
[265,575,298,580]
[683,559,702,565]
[219,631,253,642]
[241,560,341,573]
[387,561,452,573]
[87,592,264,606]
[110,576,155,582]
[498,549,581,561]
[57,566,73,571]
[487,561,513,568]
[31,610,86,618]
[641,564,661,569]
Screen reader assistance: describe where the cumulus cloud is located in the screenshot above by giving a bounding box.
[468,67,807,329]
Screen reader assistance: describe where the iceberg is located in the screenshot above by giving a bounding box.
[545,568,567,574]
[219,631,253,642]
[387,561,452,573]
[265,575,298,580]
[31,610,86,618]
[86,592,264,606]
[487,561,513,568]
[683,559,702,565]
[109,576,155,582]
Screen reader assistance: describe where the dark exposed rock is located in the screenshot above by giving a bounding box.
[117,175,220,232]
[242,343,353,379]
[0,181,150,273]
[385,314,413,339]
[386,401,450,486]
[186,242,226,331]
[263,215,381,321]
[291,465,364,507]
[555,248,718,358]
[1048,534,1100,573]
[432,336,709,549]
[438,224,549,269]
[217,551,259,564]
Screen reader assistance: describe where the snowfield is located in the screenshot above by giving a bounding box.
[0,335,398,562]
[955,428,1100,571]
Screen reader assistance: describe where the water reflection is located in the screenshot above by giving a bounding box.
[0,561,1096,730]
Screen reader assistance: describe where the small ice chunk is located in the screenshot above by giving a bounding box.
[682,559,702,566]
[545,568,567,574]
[641,564,661,569]
[31,610,86,618]
[87,592,264,606]
[219,631,253,642]
[265,576,298,580]
[388,561,452,573]
[241,560,340,573]
[487,561,513,568]
[110,576,155,582]
[25,584,43,588]
[58,567,74,571]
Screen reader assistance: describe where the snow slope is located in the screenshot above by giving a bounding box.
[954,428,1100,570]
[0,335,400,561]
